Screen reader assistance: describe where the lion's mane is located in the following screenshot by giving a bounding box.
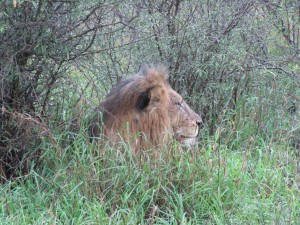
[90,65,173,148]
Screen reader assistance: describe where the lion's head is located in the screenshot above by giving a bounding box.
[90,64,203,148]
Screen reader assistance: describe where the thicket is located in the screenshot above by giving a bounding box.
[0,0,299,223]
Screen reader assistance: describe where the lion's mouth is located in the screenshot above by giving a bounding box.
[173,127,199,147]
[180,134,197,139]
[174,130,198,140]
[173,133,198,147]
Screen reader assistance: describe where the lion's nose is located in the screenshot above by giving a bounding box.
[196,120,204,129]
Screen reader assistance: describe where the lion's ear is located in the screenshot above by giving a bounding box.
[138,63,149,76]
[136,91,150,111]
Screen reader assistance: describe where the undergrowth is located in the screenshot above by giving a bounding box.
[0,127,299,224]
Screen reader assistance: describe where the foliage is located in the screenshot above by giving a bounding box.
[0,0,136,178]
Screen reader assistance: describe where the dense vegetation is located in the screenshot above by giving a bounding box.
[0,0,299,224]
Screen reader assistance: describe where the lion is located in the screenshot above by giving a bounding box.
[90,64,203,149]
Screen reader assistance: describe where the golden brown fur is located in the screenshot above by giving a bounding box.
[90,65,202,149]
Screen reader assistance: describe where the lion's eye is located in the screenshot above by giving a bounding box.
[177,101,183,108]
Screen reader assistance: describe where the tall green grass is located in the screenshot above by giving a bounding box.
[1,125,299,224]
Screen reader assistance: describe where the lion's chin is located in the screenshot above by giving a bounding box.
[181,137,197,148]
